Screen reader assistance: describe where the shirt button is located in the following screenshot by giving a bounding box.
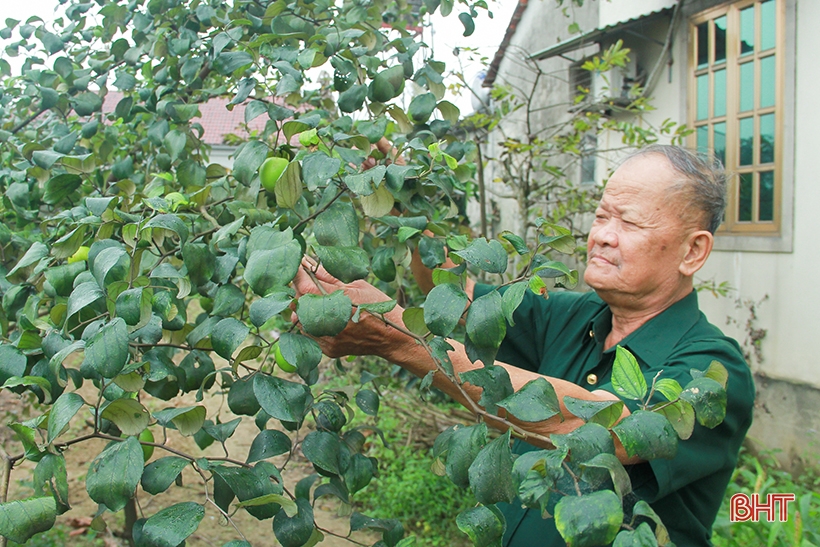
[586,373,598,385]
[589,330,595,339]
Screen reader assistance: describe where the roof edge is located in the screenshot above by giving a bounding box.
[483,0,528,88]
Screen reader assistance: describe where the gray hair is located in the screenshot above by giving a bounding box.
[625,145,727,234]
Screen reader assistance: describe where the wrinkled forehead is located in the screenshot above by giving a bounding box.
[604,154,679,199]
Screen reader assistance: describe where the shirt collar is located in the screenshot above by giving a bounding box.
[589,290,702,366]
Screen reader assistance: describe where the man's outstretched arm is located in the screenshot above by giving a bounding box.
[292,260,640,464]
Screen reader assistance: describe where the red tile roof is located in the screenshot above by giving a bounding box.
[102,92,273,146]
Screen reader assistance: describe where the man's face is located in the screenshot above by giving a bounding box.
[584,154,691,304]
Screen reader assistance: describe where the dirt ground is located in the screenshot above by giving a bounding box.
[0,374,381,547]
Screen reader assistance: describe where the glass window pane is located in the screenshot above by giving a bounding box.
[739,173,753,221]
[760,113,775,163]
[759,171,774,221]
[697,22,709,68]
[739,62,754,112]
[739,117,754,166]
[714,69,726,117]
[697,125,709,155]
[714,16,727,64]
[760,55,776,107]
[761,0,776,51]
[697,74,709,120]
[740,6,755,56]
[714,122,726,166]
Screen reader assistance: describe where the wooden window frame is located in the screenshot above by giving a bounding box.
[688,0,785,236]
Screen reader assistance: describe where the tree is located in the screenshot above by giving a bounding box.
[0,1,727,546]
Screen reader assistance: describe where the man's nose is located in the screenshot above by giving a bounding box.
[591,220,618,247]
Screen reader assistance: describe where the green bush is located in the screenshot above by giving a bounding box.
[712,448,820,546]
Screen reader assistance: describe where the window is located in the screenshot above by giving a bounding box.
[690,0,783,234]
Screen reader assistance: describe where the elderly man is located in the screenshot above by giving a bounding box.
[293,145,754,547]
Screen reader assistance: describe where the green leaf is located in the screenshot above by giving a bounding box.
[344,166,386,197]
[91,247,130,287]
[72,92,102,116]
[455,505,505,547]
[141,457,190,495]
[532,260,572,278]
[314,202,359,247]
[338,84,367,113]
[453,239,507,274]
[562,397,624,429]
[232,140,269,186]
[611,346,647,401]
[100,399,149,436]
[243,240,302,296]
[302,153,342,190]
[302,431,342,475]
[581,453,632,500]
[679,377,727,428]
[612,410,678,460]
[153,406,207,436]
[0,344,27,385]
[43,174,82,205]
[423,283,467,337]
[613,522,658,547]
[33,454,69,514]
[501,281,528,327]
[211,284,245,317]
[540,234,577,254]
[283,121,311,142]
[468,430,515,505]
[460,365,514,415]
[163,129,187,161]
[204,418,241,444]
[82,318,129,378]
[465,291,506,367]
[350,513,404,547]
[407,93,437,123]
[458,12,475,36]
[236,493,297,516]
[247,430,292,463]
[402,307,428,337]
[551,422,615,463]
[437,100,460,124]
[296,291,352,337]
[212,462,283,520]
[253,374,312,424]
[143,214,189,245]
[211,317,250,359]
[555,490,623,547]
[214,50,254,74]
[66,282,104,320]
[0,498,57,544]
[249,291,293,328]
[278,333,323,378]
[86,436,144,512]
[702,360,729,388]
[653,378,683,401]
[654,400,695,440]
[273,498,315,547]
[274,161,303,210]
[361,185,395,217]
[445,423,488,488]
[355,389,379,416]
[141,502,204,547]
[497,378,561,422]
[631,500,671,546]
[48,393,85,443]
[8,242,48,277]
[314,246,369,283]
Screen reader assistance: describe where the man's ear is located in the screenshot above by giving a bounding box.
[680,230,714,276]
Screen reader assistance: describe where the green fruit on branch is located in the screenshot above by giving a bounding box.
[139,428,155,462]
[68,245,90,264]
[259,157,289,192]
[274,342,297,373]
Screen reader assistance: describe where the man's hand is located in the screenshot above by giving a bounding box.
[292,258,410,359]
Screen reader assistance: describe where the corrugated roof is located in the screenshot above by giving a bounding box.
[528,6,673,61]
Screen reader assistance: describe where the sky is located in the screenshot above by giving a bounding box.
[0,0,517,114]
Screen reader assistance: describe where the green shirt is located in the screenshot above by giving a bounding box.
[473,285,755,547]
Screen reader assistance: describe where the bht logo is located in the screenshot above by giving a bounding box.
[730,493,796,522]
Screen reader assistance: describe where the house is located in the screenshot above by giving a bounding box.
[481,0,815,469]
